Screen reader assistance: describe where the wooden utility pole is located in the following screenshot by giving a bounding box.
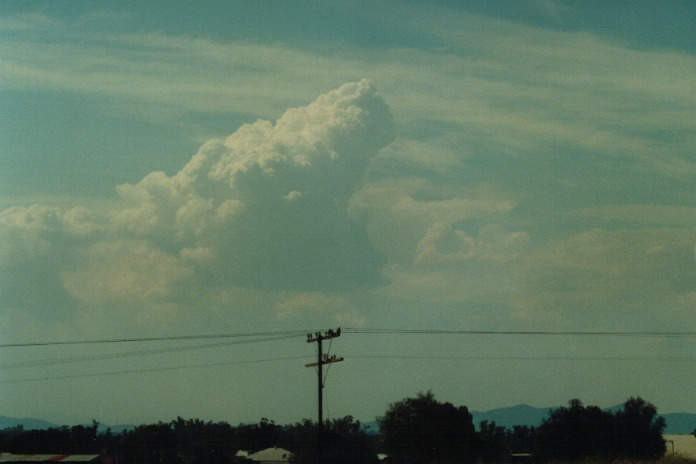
[305,328,343,430]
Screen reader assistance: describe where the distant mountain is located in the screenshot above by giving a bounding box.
[471,404,550,429]
[0,414,57,431]
[0,415,134,434]
[470,404,696,435]
[661,413,696,435]
[3,408,694,435]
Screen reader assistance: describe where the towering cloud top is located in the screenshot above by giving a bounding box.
[113,80,394,291]
[183,79,394,200]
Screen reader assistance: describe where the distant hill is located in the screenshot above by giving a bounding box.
[3,408,694,435]
[472,404,550,429]
[0,415,134,434]
[0,414,57,431]
[470,404,696,435]
[661,413,696,435]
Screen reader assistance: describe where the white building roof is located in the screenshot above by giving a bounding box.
[247,447,292,463]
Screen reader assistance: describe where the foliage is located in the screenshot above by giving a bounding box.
[121,422,179,464]
[0,395,671,464]
[478,420,509,462]
[536,397,666,461]
[171,417,236,464]
[614,397,667,459]
[378,391,478,464]
[234,417,282,452]
[3,421,101,454]
[478,421,537,463]
[286,416,378,464]
[0,415,375,464]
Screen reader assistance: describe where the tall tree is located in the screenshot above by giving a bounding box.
[121,423,179,464]
[536,397,665,461]
[536,399,614,460]
[614,397,666,459]
[478,420,509,463]
[378,391,478,464]
[286,416,378,464]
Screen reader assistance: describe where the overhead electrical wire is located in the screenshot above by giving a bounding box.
[348,354,696,362]
[0,330,311,348]
[3,327,695,349]
[0,334,299,370]
[2,327,694,385]
[343,328,696,338]
[3,351,694,385]
[0,355,312,384]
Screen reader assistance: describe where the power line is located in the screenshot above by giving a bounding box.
[0,330,311,348]
[0,355,312,384]
[0,334,299,370]
[4,328,695,349]
[5,351,691,385]
[348,354,696,362]
[344,328,696,338]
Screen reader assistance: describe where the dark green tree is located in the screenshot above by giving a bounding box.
[478,421,508,463]
[536,397,665,461]
[171,417,235,464]
[506,425,536,456]
[235,418,282,452]
[613,397,666,460]
[536,399,614,460]
[286,416,378,464]
[121,422,179,464]
[0,426,25,451]
[5,427,72,454]
[378,391,478,464]
[476,422,537,462]
[69,421,99,453]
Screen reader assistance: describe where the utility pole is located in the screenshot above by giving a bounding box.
[305,328,343,431]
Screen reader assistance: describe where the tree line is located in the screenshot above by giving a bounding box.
[0,393,676,463]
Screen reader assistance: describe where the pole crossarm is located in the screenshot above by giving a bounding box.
[306,327,341,343]
[305,354,344,368]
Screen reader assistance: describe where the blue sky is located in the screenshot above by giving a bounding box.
[1,1,695,427]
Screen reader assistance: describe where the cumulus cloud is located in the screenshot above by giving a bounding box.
[0,205,93,318]
[416,222,529,264]
[0,80,395,324]
[351,179,518,264]
[128,79,394,291]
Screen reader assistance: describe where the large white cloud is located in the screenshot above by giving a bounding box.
[0,80,395,327]
[114,79,394,291]
[0,205,98,318]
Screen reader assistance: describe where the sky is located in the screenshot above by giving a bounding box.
[1,0,695,428]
